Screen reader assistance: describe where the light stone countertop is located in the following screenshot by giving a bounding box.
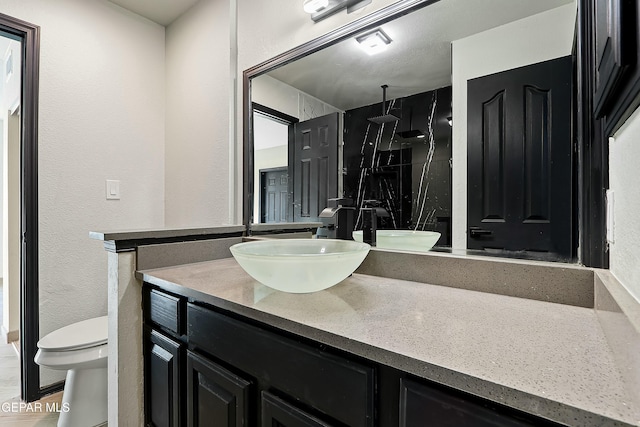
[138,258,639,427]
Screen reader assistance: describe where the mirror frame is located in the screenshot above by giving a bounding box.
[242,0,610,268]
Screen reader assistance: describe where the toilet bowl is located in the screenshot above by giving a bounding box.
[34,316,108,427]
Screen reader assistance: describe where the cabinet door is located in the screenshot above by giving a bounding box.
[188,303,374,427]
[145,329,182,427]
[261,392,333,427]
[400,378,533,427]
[186,350,252,427]
[593,0,627,116]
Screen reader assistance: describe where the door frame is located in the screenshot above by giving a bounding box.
[252,103,298,224]
[0,13,48,402]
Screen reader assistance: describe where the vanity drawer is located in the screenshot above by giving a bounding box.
[145,288,184,336]
[187,303,374,427]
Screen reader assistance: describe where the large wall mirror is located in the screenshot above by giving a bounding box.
[244,0,579,262]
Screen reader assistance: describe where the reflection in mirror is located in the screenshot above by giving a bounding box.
[249,0,577,261]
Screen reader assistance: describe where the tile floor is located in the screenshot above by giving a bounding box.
[1,284,61,426]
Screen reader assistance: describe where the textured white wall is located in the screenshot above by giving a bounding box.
[450,3,576,250]
[610,108,640,302]
[252,75,300,119]
[0,0,166,385]
[165,0,233,227]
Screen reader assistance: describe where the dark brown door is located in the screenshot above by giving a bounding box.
[291,113,339,222]
[260,167,289,223]
[467,56,573,259]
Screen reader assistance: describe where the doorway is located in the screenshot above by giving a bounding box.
[252,104,298,224]
[0,13,42,402]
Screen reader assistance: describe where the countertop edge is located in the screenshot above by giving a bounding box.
[90,225,246,241]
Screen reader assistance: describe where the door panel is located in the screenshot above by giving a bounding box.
[523,86,551,222]
[145,330,182,427]
[467,56,573,258]
[481,91,506,222]
[292,113,339,222]
[261,168,289,223]
[186,350,252,427]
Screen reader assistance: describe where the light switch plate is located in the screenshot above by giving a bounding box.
[106,180,120,200]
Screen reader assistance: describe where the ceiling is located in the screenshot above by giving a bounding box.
[108,0,199,26]
[107,0,574,109]
[264,0,574,111]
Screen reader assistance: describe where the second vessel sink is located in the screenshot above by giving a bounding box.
[230,239,370,293]
[353,229,441,252]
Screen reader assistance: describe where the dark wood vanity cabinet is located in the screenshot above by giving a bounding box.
[142,284,559,427]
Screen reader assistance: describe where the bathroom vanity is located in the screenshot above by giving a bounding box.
[136,253,639,427]
[90,225,640,426]
[142,280,555,426]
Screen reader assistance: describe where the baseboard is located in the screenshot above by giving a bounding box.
[1,324,19,344]
[38,380,65,401]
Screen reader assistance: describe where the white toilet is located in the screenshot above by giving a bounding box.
[34,316,108,427]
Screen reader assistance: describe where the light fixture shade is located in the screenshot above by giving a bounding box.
[356,29,392,55]
[303,0,329,14]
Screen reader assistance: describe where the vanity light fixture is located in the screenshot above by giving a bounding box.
[305,0,372,22]
[303,0,329,14]
[356,29,392,55]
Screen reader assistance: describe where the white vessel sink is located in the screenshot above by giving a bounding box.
[230,239,370,293]
[353,230,441,252]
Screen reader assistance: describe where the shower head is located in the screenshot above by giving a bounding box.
[368,114,401,124]
[368,85,400,124]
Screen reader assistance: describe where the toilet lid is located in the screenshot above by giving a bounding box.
[37,316,108,351]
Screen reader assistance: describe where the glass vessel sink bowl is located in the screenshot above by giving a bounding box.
[353,230,441,252]
[230,239,371,293]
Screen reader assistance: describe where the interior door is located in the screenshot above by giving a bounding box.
[291,112,340,222]
[467,56,573,259]
[260,167,289,223]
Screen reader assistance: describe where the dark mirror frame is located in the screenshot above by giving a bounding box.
[242,0,613,269]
